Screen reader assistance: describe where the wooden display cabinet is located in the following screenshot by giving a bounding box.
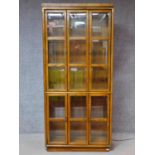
[42,3,114,151]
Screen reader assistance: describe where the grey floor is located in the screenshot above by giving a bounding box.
[19,133,135,155]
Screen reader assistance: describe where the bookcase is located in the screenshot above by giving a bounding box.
[42,3,114,151]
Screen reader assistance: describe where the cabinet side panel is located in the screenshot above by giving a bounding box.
[42,8,48,145]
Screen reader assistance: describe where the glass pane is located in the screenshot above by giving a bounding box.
[47,12,64,36]
[70,67,87,89]
[70,96,86,118]
[92,40,108,64]
[92,13,109,37]
[90,122,107,144]
[70,40,86,64]
[91,96,107,118]
[70,122,86,143]
[48,67,66,89]
[92,67,108,90]
[49,122,66,143]
[70,13,86,37]
[49,96,65,118]
[48,40,66,64]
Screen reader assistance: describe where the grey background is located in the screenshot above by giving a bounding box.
[19,0,135,133]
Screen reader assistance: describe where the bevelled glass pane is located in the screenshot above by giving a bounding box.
[91,96,107,118]
[70,122,86,143]
[90,122,107,144]
[48,67,66,89]
[47,13,64,36]
[49,96,65,118]
[48,40,65,64]
[70,40,86,64]
[70,67,87,89]
[50,122,66,143]
[92,40,108,64]
[92,13,109,37]
[70,96,86,118]
[70,13,86,37]
[92,67,108,90]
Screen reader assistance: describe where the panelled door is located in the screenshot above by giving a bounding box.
[45,9,112,145]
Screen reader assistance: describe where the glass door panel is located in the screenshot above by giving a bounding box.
[90,121,108,144]
[49,96,65,119]
[48,67,66,90]
[47,12,64,37]
[92,40,108,64]
[70,40,86,64]
[69,13,86,37]
[70,96,87,118]
[48,40,66,64]
[92,12,109,37]
[47,11,67,91]
[91,96,108,118]
[91,67,108,90]
[68,11,88,91]
[49,121,66,144]
[70,121,87,144]
[70,67,87,90]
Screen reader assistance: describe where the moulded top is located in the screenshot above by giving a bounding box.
[41,3,114,8]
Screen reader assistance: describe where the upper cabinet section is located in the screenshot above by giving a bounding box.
[43,9,112,92]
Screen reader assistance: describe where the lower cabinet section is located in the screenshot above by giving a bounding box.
[45,93,111,151]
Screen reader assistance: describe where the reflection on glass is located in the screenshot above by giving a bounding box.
[70,40,86,64]
[47,13,64,36]
[70,67,87,89]
[49,96,65,118]
[70,122,86,143]
[50,122,66,143]
[48,40,65,64]
[92,67,108,90]
[90,122,107,144]
[70,96,86,118]
[48,67,65,89]
[70,13,86,36]
[92,13,109,37]
[92,40,108,64]
[91,96,107,118]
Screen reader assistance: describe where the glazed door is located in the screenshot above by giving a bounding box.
[47,94,67,144]
[89,94,109,144]
[67,11,89,91]
[46,11,67,91]
[89,11,111,91]
[68,93,88,144]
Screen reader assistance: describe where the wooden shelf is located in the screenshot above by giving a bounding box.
[69,64,87,67]
[49,118,66,122]
[70,36,86,40]
[70,118,87,122]
[91,64,108,67]
[90,118,108,122]
[48,63,66,67]
[48,36,65,40]
[92,37,109,40]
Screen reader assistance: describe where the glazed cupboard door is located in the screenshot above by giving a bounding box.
[46,94,67,144]
[68,94,88,144]
[89,11,111,91]
[89,94,110,144]
[67,11,89,91]
[46,11,67,91]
